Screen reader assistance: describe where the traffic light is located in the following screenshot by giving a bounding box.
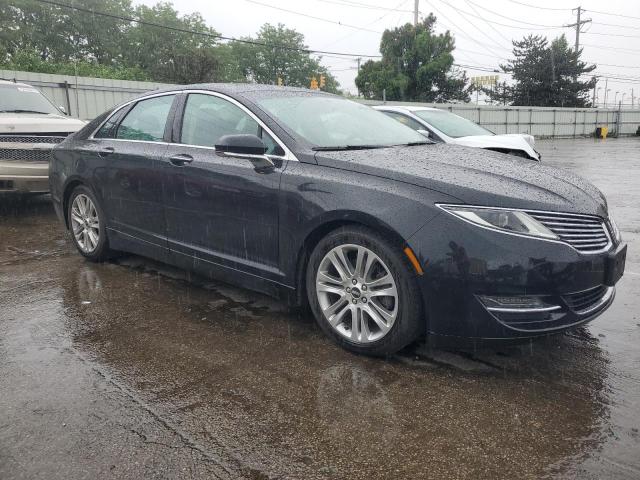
[310,77,319,90]
[319,74,326,89]
[277,77,283,86]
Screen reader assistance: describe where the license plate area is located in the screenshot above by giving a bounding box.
[604,244,627,286]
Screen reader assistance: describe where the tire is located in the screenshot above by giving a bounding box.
[67,185,111,262]
[306,225,424,356]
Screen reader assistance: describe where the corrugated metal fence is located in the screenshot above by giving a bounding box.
[0,69,172,120]
[360,100,640,137]
[1,69,639,137]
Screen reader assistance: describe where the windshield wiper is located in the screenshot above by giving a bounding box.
[0,109,51,114]
[403,140,434,146]
[312,145,386,151]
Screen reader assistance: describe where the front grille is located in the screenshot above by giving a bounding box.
[0,135,65,162]
[0,147,51,162]
[0,134,68,144]
[526,210,611,253]
[563,285,608,313]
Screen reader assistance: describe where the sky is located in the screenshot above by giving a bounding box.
[138,0,640,105]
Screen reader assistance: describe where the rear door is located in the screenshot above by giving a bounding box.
[161,92,287,282]
[99,94,177,252]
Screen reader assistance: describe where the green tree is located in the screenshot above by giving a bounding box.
[355,15,469,102]
[229,23,339,93]
[501,34,596,107]
[0,0,133,64]
[124,2,225,83]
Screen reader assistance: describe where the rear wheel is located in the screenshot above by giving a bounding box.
[67,185,111,261]
[306,226,424,355]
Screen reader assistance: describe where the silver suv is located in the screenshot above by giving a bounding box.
[0,80,85,194]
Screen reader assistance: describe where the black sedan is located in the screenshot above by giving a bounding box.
[49,84,627,355]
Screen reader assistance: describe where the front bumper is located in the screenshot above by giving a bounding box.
[408,213,626,340]
[0,160,49,193]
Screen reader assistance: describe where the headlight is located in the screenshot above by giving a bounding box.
[438,205,559,240]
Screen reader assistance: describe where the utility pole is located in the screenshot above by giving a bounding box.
[603,78,609,108]
[592,77,597,107]
[632,89,635,109]
[414,0,419,26]
[564,6,591,54]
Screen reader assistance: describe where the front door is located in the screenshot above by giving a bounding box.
[161,92,286,282]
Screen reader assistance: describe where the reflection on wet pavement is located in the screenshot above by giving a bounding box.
[1,138,639,479]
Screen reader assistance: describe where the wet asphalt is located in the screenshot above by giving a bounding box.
[1,137,639,479]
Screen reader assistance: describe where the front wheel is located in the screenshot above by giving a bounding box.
[306,226,424,355]
[67,185,111,262]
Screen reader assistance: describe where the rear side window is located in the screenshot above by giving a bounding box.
[180,93,284,155]
[115,95,175,142]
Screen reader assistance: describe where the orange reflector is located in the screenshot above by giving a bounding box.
[403,247,424,275]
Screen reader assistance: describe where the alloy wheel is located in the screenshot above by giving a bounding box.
[316,244,399,344]
[71,194,100,253]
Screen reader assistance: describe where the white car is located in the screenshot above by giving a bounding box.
[0,80,85,194]
[374,105,540,161]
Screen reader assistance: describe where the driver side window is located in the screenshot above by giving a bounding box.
[181,93,284,156]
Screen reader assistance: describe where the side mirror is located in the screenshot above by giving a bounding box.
[215,134,274,168]
[59,105,68,115]
[416,129,431,138]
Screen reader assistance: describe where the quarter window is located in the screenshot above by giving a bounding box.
[181,93,284,156]
[94,108,128,139]
[115,95,175,142]
[382,111,425,132]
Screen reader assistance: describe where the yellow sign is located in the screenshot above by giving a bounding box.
[471,75,499,86]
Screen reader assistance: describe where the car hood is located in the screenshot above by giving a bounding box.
[0,113,86,134]
[451,134,539,160]
[314,143,607,217]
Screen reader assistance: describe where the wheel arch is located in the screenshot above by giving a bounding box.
[292,211,410,308]
[62,178,98,230]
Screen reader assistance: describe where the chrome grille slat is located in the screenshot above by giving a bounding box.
[527,210,612,254]
[542,221,601,227]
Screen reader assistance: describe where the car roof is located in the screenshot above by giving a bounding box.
[0,79,38,89]
[137,83,335,102]
[374,105,440,113]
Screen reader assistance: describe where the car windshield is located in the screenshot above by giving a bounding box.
[0,84,61,115]
[257,95,426,149]
[413,109,493,138]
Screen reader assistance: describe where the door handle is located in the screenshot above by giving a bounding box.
[98,146,115,157]
[169,154,194,166]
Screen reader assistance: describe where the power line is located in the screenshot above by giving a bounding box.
[245,0,383,34]
[503,0,570,11]
[321,0,410,49]
[464,0,565,28]
[582,43,640,54]
[317,0,413,13]
[463,0,511,43]
[31,0,383,59]
[583,31,640,39]
[424,0,511,57]
[584,9,640,21]
[437,0,509,53]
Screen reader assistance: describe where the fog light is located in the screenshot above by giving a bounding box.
[478,295,561,313]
